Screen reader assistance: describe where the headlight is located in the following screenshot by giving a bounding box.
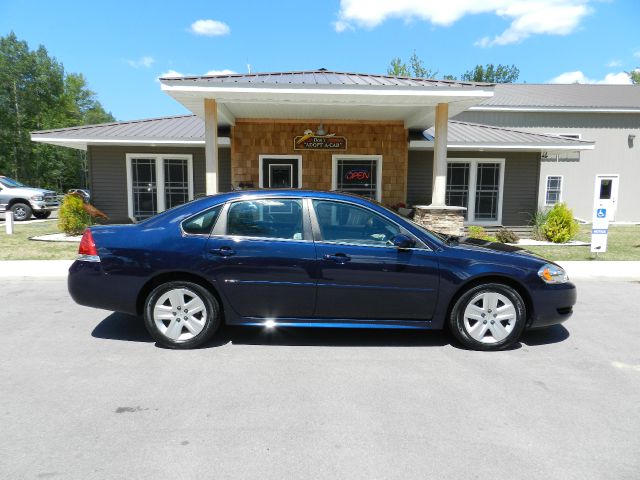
[537,263,568,284]
[31,195,43,201]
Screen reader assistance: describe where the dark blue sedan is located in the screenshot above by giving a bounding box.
[69,190,576,351]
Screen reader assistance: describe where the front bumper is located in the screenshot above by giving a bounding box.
[528,281,577,328]
[31,200,59,211]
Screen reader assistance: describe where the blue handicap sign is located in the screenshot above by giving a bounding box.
[596,208,606,218]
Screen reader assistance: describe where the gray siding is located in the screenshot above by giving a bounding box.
[88,146,231,223]
[407,150,539,226]
[454,111,640,221]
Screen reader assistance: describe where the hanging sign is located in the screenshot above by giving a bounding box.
[294,129,347,150]
[590,207,609,253]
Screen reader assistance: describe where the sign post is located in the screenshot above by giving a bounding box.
[5,210,14,235]
[590,207,608,254]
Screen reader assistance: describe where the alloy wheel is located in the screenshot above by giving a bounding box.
[463,291,517,344]
[153,288,208,342]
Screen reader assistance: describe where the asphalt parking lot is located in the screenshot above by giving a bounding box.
[1,279,638,479]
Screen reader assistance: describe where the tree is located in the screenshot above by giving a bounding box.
[628,69,640,85]
[0,32,114,191]
[387,51,439,79]
[461,64,520,83]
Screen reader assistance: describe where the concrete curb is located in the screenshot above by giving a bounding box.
[0,260,73,277]
[558,261,640,281]
[0,259,638,280]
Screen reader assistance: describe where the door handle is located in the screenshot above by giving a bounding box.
[209,247,236,257]
[324,253,351,264]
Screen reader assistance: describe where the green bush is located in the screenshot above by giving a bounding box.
[467,225,497,242]
[58,194,91,235]
[495,228,520,244]
[543,203,579,243]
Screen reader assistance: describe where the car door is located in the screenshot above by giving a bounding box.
[310,199,439,320]
[206,197,317,320]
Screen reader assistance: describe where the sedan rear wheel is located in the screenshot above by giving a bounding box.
[449,283,526,351]
[144,281,221,349]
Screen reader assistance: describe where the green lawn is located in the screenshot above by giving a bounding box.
[524,224,640,261]
[0,221,79,260]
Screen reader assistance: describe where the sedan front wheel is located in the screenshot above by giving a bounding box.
[449,283,526,351]
[144,281,221,349]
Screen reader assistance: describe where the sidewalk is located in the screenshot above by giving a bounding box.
[0,259,638,280]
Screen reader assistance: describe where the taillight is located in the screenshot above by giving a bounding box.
[78,228,100,261]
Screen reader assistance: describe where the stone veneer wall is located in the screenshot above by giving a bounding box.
[413,206,466,236]
[230,120,408,206]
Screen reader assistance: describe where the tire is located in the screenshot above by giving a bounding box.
[11,202,32,221]
[143,281,221,349]
[449,283,526,351]
[33,211,51,219]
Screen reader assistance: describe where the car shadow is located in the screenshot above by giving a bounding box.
[92,313,570,350]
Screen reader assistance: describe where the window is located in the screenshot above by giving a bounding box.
[259,155,301,188]
[332,155,382,201]
[445,159,504,224]
[545,176,563,206]
[126,154,193,222]
[226,199,304,240]
[182,205,222,235]
[312,200,400,246]
[543,134,581,163]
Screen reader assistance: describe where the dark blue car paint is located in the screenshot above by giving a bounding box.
[68,190,576,331]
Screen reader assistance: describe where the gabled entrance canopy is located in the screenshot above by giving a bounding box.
[159,70,495,201]
[160,70,495,129]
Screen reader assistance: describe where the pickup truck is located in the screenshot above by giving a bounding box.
[0,176,59,221]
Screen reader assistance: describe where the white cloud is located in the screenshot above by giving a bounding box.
[548,70,632,84]
[190,19,230,36]
[606,59,622,68]
[205,69,236,76]
[127,56,155,68]
[334,0,591,47]
[157,70,185,81]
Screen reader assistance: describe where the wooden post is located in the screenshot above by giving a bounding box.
[431,103,449,206]
[204,99,219,195]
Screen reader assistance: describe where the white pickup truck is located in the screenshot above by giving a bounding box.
[0,176,59,221]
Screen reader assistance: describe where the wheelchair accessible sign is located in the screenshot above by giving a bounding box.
[591,207,609,253]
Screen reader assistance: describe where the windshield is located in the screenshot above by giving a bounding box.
[0,177,25,188]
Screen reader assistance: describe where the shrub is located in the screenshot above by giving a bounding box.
[529,209,550,241]
[467,225,497,242]
[495,228,520,244]
[58,194,92,235]
[543,203,579,243]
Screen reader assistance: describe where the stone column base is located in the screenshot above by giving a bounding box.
[413,205,467,236]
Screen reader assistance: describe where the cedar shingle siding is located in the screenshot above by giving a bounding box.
[407,150,539,226]
[87,146,230,223]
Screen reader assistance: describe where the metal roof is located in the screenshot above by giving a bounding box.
[474,83,640,111]
[32,115,592,152]
[159,69,492,89]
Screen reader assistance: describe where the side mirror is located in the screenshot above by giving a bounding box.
[391,233,415,249]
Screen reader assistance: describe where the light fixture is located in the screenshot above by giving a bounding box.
[629,134,635,148]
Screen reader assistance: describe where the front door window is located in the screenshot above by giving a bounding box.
[260,157,300,188]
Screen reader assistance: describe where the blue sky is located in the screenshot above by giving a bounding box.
[1,0,638,121]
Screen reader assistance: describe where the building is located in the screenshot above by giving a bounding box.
[31,70,592,230]
[455,83,640,222]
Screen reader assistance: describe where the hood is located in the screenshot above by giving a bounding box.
[452,236,547,261]
[3,186,57,196]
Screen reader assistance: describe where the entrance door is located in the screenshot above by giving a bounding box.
[260,156,301,188]
[594,175,619,221]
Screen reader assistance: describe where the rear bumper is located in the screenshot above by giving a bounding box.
[68,260,140,315]
[528,282,577,328]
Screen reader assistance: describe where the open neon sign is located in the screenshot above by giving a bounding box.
[345,170,370,181]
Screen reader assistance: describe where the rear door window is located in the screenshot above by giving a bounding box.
[226,199,304,240]
[182,205,222,235]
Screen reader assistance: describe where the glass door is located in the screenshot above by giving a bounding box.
[130,158,158,220]
[594,175,619,221]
